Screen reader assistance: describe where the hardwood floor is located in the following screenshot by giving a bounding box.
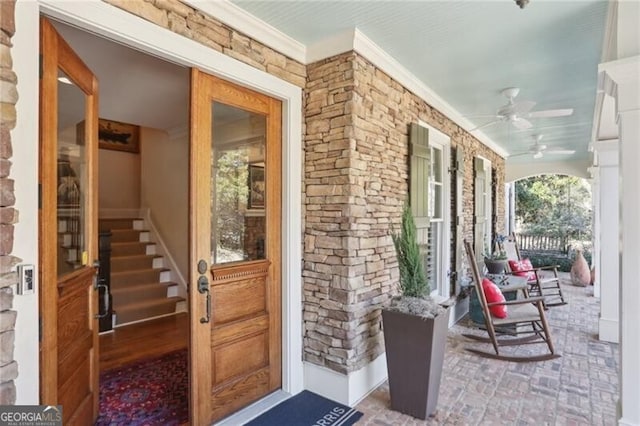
[99,313,189,371]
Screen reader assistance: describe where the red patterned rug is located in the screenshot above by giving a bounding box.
[95,350,188,426]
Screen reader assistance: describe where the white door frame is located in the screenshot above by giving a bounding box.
[22,0,304,400]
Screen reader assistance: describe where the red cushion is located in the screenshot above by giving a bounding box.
[482,278,507,318]
[508,258,536,281]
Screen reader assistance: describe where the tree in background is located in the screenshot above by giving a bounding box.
[515,175,592,240]
[215,150,249,254]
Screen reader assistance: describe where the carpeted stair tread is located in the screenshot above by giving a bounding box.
[115,296,185,325]
[111,254,162,272]
[111,268,170,287]
[111,241,155,256]
[98,218,142,232]
[101,217,183,327]
[109,229,149,243]
[111,281,177,305]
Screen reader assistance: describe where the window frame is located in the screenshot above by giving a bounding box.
[418,121,451,300]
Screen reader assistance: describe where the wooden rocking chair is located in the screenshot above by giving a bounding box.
[502,233,567,307]
[463,240,560,362]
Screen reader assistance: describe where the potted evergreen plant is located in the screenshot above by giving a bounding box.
[381,204,449,419]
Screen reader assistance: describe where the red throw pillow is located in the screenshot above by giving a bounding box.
[482,278,508,318]
[508,258,536,281]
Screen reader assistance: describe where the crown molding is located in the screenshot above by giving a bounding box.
[184,1,508,158]
[600,0,618,63]
[599,55,640,113]
[182,0,306,64]
[351,29,508,158]
[305,28,355,64]
[167,125,188,141]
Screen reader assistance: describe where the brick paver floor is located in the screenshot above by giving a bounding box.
[355,275,619,425]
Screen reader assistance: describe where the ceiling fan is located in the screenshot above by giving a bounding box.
[469,87,574,132]
[510,135,576,159]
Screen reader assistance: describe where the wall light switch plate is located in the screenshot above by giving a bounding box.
[17,264,35,295]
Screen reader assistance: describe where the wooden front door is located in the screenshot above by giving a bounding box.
[39,18,100,425]
[190,70,282,424]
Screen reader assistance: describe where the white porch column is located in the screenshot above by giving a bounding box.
[593,141,619,343]
[600,55,640,426]
[590,174,601,298]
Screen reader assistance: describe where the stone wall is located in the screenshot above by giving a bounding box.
[303,52,505,373]
[0,0,20,405]
[100,0,506,375]
[103,0,306,88]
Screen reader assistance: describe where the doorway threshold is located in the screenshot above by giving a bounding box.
[214,389,291,426]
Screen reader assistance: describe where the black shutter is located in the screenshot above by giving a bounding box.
[474,157,486,268]
[452,146,465,295]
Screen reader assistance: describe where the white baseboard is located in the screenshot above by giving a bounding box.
[599,317,619,343]
[618,417,640,426]
[304,353,387,406]
[143,209,188,299]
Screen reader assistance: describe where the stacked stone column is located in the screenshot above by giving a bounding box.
[304,52,505,375]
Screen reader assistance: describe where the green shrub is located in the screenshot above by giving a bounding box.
[522,250,592,273]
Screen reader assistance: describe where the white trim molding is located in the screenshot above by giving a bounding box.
[12,0,41,405]
[184,2,508,159]
[144,209,188,298]
[25,0,304,410]
[352,30,507,158]
[181,0,306,64]
[505,159,591,182]
[599,54,640,426]
[304,354,388,407]
[306,28,355,64]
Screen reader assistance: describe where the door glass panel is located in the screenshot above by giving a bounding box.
[57,70,87,277]
[211,102,266,264]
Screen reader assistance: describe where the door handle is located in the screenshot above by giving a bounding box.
[96,279,110,319]
[198,275,211,324]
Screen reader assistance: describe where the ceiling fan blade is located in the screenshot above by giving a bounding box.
[512,118,533,130]
[528,108,574,118]
[469,120,499,132]
[507,152,531,158]
[465,114,501,118]
[511,100,536,115]
[546,149,576,155]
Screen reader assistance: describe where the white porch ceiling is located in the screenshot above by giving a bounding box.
[52,1,609,167]
[231,0,608,164]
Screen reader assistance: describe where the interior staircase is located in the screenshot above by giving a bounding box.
[99,218,185,327]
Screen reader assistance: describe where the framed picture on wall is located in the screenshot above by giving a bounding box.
[248,163,265,209]
[98,118,140,153]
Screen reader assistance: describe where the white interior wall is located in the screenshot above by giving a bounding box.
[139,127,189,282]
[98,149,141,210]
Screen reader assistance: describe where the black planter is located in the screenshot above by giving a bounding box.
[381,306,449,419]
[484,259,507,274]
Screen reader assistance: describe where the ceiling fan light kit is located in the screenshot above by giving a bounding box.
[515,0,529,9]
